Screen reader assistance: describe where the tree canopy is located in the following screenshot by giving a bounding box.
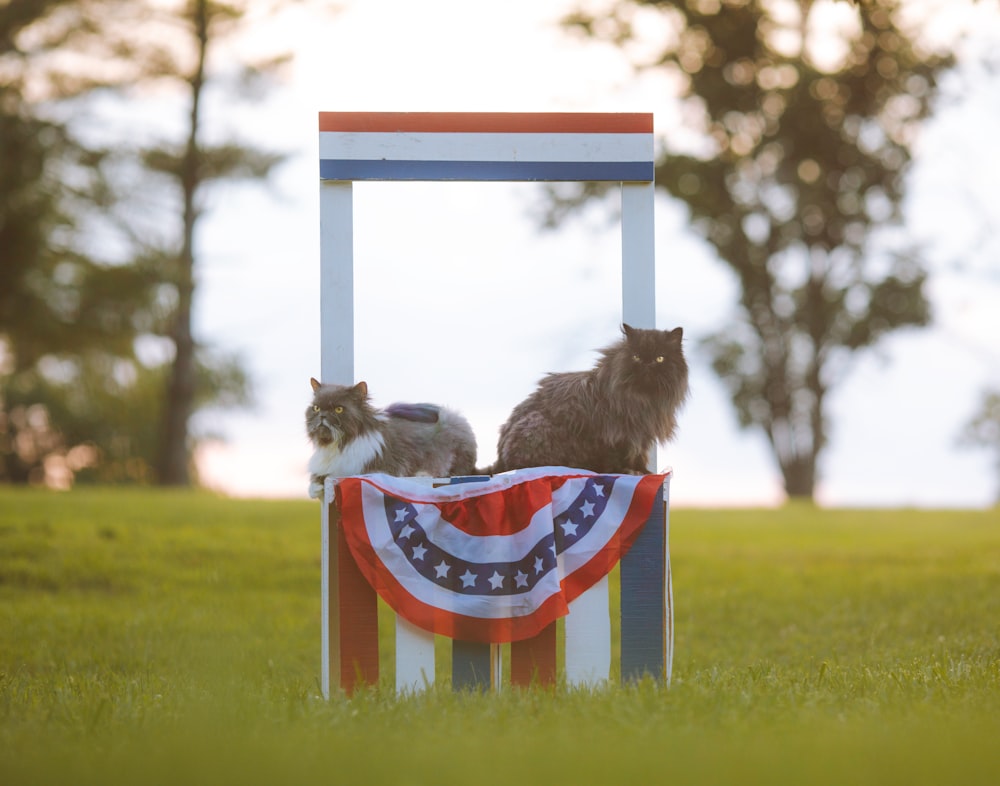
[1,0,282,487]
[560,0,955,499]
[961,389,1000,503]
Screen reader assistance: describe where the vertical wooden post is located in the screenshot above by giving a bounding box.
[620,477,668,682]
[337,512,380,693]
[395,616,435,693]
[321,481,335,699]
[621,180,658,472]
[322,480,379,696]
[564,575,612,686]
[319,181,354,386]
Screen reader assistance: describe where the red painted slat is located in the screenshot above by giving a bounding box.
[319,112,652,134]
[510,622,557,687]
[338,523,380,693]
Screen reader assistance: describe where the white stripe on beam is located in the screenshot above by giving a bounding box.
[320,132,652,164]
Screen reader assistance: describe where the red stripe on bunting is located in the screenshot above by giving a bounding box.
[341,506,572,642]
[560,473,667,603]
[319,112,653,134]
[432,477,568,536]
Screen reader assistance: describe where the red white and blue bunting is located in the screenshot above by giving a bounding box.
[335,467,667,643]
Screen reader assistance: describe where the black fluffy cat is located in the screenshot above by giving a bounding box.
[490,324,689,475]
[306,379,477,498]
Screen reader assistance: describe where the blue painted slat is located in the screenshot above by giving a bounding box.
[620,485,666,682]
[320,159,654,182]
[452,640,492,692]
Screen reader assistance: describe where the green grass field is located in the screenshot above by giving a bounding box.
[1,488,998,785]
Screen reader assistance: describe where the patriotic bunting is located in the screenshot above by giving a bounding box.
[335,467,667,643]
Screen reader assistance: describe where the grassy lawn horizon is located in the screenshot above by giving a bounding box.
[1,487,998,785]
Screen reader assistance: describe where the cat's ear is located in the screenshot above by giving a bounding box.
[352,380,369,398]
[310,377,321,392]
[669,327,684,341]
[622,323,636,338]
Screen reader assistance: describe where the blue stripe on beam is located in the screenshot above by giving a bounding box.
[620,484,666,682]
[320,159,654,182]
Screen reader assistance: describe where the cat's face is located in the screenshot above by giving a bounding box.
[306,379,371,447]
[618,324,688,394]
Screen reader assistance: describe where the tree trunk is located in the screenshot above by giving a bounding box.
[780,456,816,501]
[155,0,208,486]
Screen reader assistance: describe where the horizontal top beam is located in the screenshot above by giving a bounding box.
[318,112,654,183]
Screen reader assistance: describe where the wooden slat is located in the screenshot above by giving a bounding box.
[564,575,612,686]
[664,476,674,686]
[319,182,354,386]
[321,485,335,699]
[510,622,557,687]
[336,507,380,693]
[452,640,493,692]
[319,132,652,163]
[319,111,653,134]
[620,486,666,682]
[395,616,435,693]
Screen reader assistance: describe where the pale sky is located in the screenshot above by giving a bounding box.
[174,0,1000,507]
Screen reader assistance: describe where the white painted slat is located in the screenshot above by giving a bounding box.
[621,181,656,327]
[320,132,652,163]
[321,477,332,699]
[564,575,612,686]
[622,180,658,472]
[319,182,354,385]
[395,616,436,693]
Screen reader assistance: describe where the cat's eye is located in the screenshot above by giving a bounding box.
[632,355,641,362]
[312,405,320,412]
[334,406,344,414]
[656,356,665,363]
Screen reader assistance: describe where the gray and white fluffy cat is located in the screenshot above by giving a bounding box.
[306,378,478,498]
[489,324,689,475]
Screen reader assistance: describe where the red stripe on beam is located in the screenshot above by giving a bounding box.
[319,112,653,134]
[510,622,557,687]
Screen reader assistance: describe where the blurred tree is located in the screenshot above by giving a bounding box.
[133,0,286,486]
[1,0,270,487]
[960,389,1000,504]
[558,0,953,499]
[1,0,164,485]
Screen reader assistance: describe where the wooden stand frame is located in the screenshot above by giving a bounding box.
[318,112,669,697]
